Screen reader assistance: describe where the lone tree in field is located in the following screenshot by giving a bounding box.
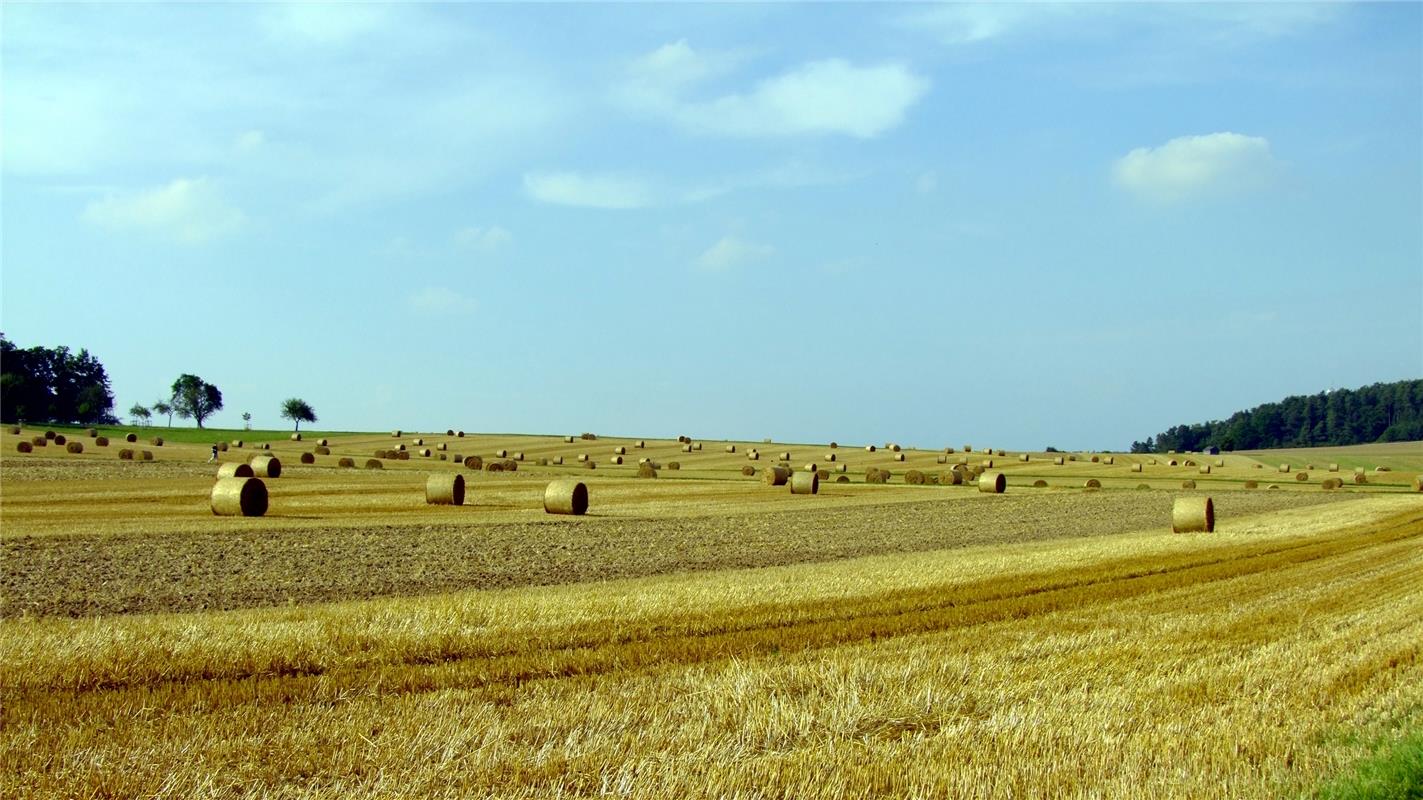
[280,398,317,431]
[153,399,173,427]
[171,374,223,428]
[241,412,252,430]
[129,403,151,426]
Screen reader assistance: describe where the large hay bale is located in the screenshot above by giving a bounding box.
[1295,472,1308,482]
[1184,460,1196,467]
[496,449,508,458]
[217,462,255,478]
[747,451,760,460]
[211,477,268,517]
[1328,463,1339,472]
[486,461,504,473]
[551,456,564,465]
[391,430,402,437]
[125,433,138,443]
[637,462,658,479]
[825,453,836,462]
[1172,496,1214,533]
[118,448,134,460]
[1167,459,1178,467]
[250,455,282,478]
[1084,479,1101,489]
[981,459,993,468]
[53,434,67,445]
[681,444,692,453]
[790,471,819,495]
[741,465,756,476]
[978,472,1006,494]
[291,433,302,442]
[300,452,315,464]
[438,442,448,451]
[1147,458,1156,465]
[395,443,407,451]
[693,443,702,451]
[865,445,876,452]
[397,451,410,460]
[1199,465,1211,474]
[1321,478,1343,491]
[65,440,84,454]
[95,436,109,447]
[578,453,589,462]
[836,475,850,483]
[1090,455,1099,463]
[764,465,792,486]
[262,443,271,450]
[426,473,465,505]
[15,441,33,453]
[725,444,736,453]
[890,444,902,453]
[836,464,847,473]
[44,430,56,440]
[315,446,331,456]
[956,457,968,465]
[1181,480,1196,489]
[446,430,454,437]
[613,446,627,455]
[866,468,891,484]
[894,453,906,462]
[501,459,518,471]
[365,459,383,470]
[1214,459,1224,467]
[417,448,431,457]
[816,468,830,480]
[1019,454,1030,462]
[963,445,973,452]
[904,469,926,485]
[1278,463,1290,473]
[1104,456,1115,465]
[216,442,229,452]
[936,455,948,464]
[413,438,424,446]
[779,451,791,461]
[1053,456,1065,466]
[1131,463,1143,473]
[829,442,838,449]
[338,457,355,468]
[636,440,645,448]
[513,452,524,461]
[139,451,153,461]
[544,480,589,515]
[1032,479,1048,488]
[610,455,623,465]
[457,431,465,438]
[439,454,447,461]
[564,435,575,443]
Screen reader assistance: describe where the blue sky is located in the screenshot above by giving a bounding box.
[3,2,1419,449]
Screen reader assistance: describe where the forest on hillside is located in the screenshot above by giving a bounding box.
[1131,379,1423,453]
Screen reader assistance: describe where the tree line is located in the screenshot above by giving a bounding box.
[3,333,319,430]
[1131,379,1423,453]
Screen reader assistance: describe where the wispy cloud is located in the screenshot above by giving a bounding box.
[406,286,477,315]
[83,177,246,243]
[1113,132,1277,202]
[523,171,654,209]
[696,236,774,271]
[623,42,929,139]
[453,225,513,251]
[259,2,393,45]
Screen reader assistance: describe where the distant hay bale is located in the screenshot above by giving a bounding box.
[613,446,627,455]
[250,455,282,478]
[1214,459,1224,467]
[1376,466,1391,472]
[825,453,836,462]
[1104,456,1115,465]
[565,436,575,443]
[1032,479,1047,488]
[803,462,818,472]
[836,464,847,473]
[1167,459,1178,467]
[395,444,407,451]
[904,469,925,485]
[366,459,383,469]
[678,436,690,444]
[1278,464,1289,473]
[667,461,680,470]
[981,459,993,468]
[584,460,597,469]
[1252,464,1261,469]
[417,448,431,457]
[637,462,658,479]
[1172,496,1214,533]
[609,455,623,465]
[725,444,736,453]
[44,430,56,440]
[217,462,255,479]
[748,451,760,460]
[317,438,329,446]
[338,457,355,468]
[1295,472,1308,482]
[636,440,645,448]
[486,461,504,473]
[937,455,948,464]
[95,437,109,447]
[1328,463,1339,472]
[741,465,756,476]
[552,456,564,465]
[457,431,465,438]
[890,444,902,453]
[940,470,962,486]
[66,441,83,454]
[1019,454,1030,462]
[1414,475,1423,492]
[1245,480,1258,489]
[996,450,1005,457]
[1090,455,1100,463]
[836,475,850,483]
[501,459,518,471]
[1321,478,1343,491]
[217,442,229,452]
[396,451,409,461]
[866,468,891,484]
[86,428,98,438]
[413,438,424,446]
[300,452,315,464]
[816,469,830,480]
[32,437,46,447]
[544,480,589,515]
[894,453,906,462]
[829,442,838,449]
[693,443,702,450]
[779,451,791,461]
[118,448,134,460]
[1199,465,1211,474]
[978,472,1006,494]
[578,453,589,462]
[496,449,508,458]
[1183,460,1196,467]
[291,433,302,442]
[682,444,692,453]
[211,477,268,517]
[1053,457,1065,466]
[956,457,968,465]
[315,446,331,455]
[1084,479,1101,489]
[139,451,154,461]
[7,425,19,435]
[944,447,955,454]
[439,454,447,461]
[426,473,465,505]
[513,452,524,461]
[1307,464,1315,470]
[54,434,67,445]
[1068,455,1077,462]
[790,471,819,495]
[1181,480,1196,489]
[15,441,33,453]
[437,443,447,451]
[963,445,973,453]
[262,444,271,450]
[865,445,876,452]
[764,465,792,486]
[446,429,454,437]
[1131,463,1143,473]
[374,449,389,458]
[392,430,402,437]
[1146,458,1156,465]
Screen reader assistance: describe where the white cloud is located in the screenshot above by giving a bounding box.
[1113,132,1277,201]
[407,286,477,315]
[898,5,1047,44]
[523,171,653,209]
[454,225,513,251]
[622,43,928,139]
[260,3,392,45]
[696,236,774,271]
[83,177,246,243]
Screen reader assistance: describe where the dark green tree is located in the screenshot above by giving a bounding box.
[280,398,317,431]
[171,374,223,428]
[0,333,116,424]
[129,403,152,426]
[153,399,174,427]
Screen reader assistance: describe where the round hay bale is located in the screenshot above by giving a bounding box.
[904,469,925,485]
[829,442,838,449]
[1328,463,1339,472]
[7,425,20,435]
[1090,455,1100,463]
[495,449,508,458]
[300,452,315,464]
[439,454,448,461]
[741,465,756,476]
[1184,460,1196,467]
[1147,458,1156,465]
[1321,477,1343,491]
[250,455,282,478]
[790,471,819,495]
[1084,479,1101,489]
[125,432,138,443]
[1068,455,1077,462]
[1295,472,1308,482]
[44,430,56,440]
[365,459,383,470]
[1199,465,1211,474]
[956,457,969,465]
[216,442,229,452]
[637,462,658,479]
[996,450,1005,457]
[936,455,948,464]
[941,470,962,486]
[1306,464,1315,470]
[981,459,993,468]
[552,456,564,465]
[1245,480,1259,489]
[85,428,97,438]
[374,449,388,458]
[825,453,836,462]
[66,441,83,454]
[613,446,627,455]
[836,475,849,483]
[803,462,818,473]
[139,451,153,461]
[866,468,891,484]
[1137,484,1151,490]
[1376,466,1392,473]
[682,444,693,453]
[1414,475,1423,492]
[211,477,268,517]
[544,480,589,515]
[636,440,645,448]
[779,451,791,461]
[391,430,402,438]
[95,436,109,447]
[425,473,465,506]
[1278,464,1289,473]
[413,438,424,446]
[217,462,255,479]
[865,445,876,452]
[317,438,329,446]
[53,434,67,445]
[890,444,902,453]
[978,472,1006,494]
[338,457,355,468]
[15,441,33,453]
[118,449,134,460]
[486,461,505,473]
[667,461,680,470]
[446,429,454,437]
[1019,454,1030,462]
[1213,459,1223,468]
[262,443,271,450]
[290,433,302,442]
[725,444,736,453]
[1032,479,1048,488]
[394,443,407,451]
[513,452,524,461]
[1181,480,1196,489]
[815,468,830,480]
[564,435,575,443]
[1131,463,1143,473]
[747,451,760,460]
[1172,496,1214,533]
[693,443,702,450]
[610,455,624,465]
[396,451,409,461]
[1268,484,1280,489]
[438,442,449,451]
[578,453,589,462]
[501,459,518,472]
[315,446,331,456]
[894,453,906,462]
[1167,459,1178,467]
[1053,456,1065,466]
[1104,456,1115,465]
[764,465,792,486]
[457,431,465,438]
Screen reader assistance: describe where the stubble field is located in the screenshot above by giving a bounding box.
[2,426,1420,798]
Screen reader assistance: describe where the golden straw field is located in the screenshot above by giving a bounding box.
[2,426,1421,798]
